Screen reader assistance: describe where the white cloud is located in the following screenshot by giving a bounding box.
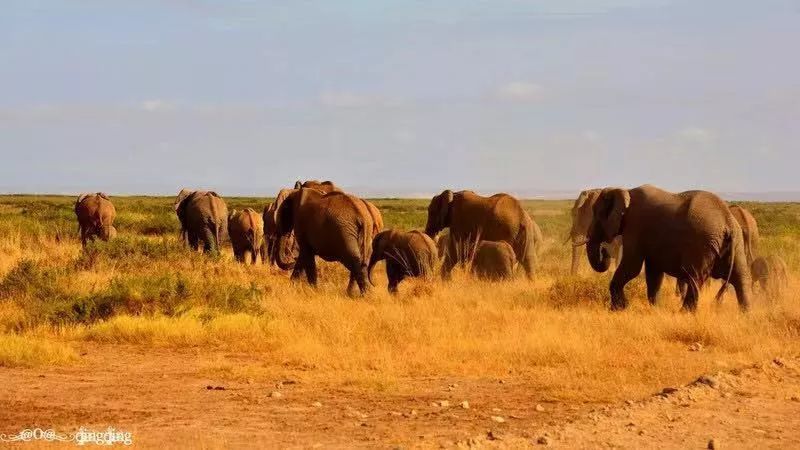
[140,99,176,112]
[676,127,716,145]
[495,82,545,102]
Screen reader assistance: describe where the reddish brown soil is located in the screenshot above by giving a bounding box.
[2,345,799,449]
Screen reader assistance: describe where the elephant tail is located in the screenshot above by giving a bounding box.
[714,231,737,303]
[357,216,372,281]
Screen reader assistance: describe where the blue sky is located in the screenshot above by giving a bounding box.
[1,0,798,197]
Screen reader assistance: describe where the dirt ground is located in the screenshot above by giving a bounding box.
[2,345,799,449]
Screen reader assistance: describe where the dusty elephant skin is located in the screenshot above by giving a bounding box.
[586,184,752,312]
[569,189,622,275]
[173,189,228,255]
[368,229,437,293]
[228,208,264,265]
[275,188,374,296]
[424,190,542,281]
[472,240,516,281]
[74,193,117,247]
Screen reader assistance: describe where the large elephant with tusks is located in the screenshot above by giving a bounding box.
[275,189,374,296]
[424,190,542,280]
[585,184,752,312]
[174,189,228,254]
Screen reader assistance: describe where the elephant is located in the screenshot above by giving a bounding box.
[174,189,228,254]
[367,229,438,293]
[228,208,264,264]
[472,240,516,281]
[262,189,299,268]
[294,180,341,193]
[729,205,759,265]
[751,255,788,297]
[275,188,374,296]
[585,184,752,312]
[361,199,384,236]
[424,190,541,280]
[75,193,117,247]
[676,203,760,298]
[569,189,622,275]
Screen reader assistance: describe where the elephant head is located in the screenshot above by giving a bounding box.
[367,230,394,285]
[274,188,308,270]
[586,188,630,273]
[424,190,454,238]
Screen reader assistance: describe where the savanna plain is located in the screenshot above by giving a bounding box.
[1,195,799,449]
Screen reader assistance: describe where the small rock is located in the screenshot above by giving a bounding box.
[269,391,283,399]
[638,430,646,436]
[536,436,551,446]
[661,387,678,396]
[487,430,501,441]
[773,358,786,367]
[535,404,545,412]
[697,375,720,389]
[689,342,704,352]
[491,416,506,423]
[625,400,634,406]
[790,395,800,402]
[438,400,451,408]
[708,438,719,449]
[312,401,323,408]
[460,401,470,409]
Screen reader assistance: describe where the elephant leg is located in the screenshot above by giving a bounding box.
[680,277,700,312]
[387,262,404,294]
[609,253,644,310]
[675,279,687,298]
[354,264,370,296]
[303,254,318,286]
[188,233,200,252]
[730,250,752,312]
[644,264,664,305]
[519,249,535,281]
[201,226,217,254]
[441,241,457,281]
[570,244,580,275]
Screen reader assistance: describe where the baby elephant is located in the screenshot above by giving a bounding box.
[75,193,117,247]
[751,255,789,297]
[472,240,516,281]
[368,229,438,293]
[228,209,264,264]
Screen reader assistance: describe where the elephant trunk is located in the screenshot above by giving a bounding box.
[586,237,611,273]
[273,234,295,271]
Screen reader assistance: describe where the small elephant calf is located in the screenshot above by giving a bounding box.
[472,240,516,281]
[368,229,438,293]
[228,208,264,264]
[751,255,789,297]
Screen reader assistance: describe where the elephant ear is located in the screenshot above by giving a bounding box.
[294,181,303,189]
[276,190,305,236]
[174,189,192,212]
[437,190,455,229]
[595,188,631,241]
[75,193,89,213]
[97,192,110,200]
[574,190,591,211]
[371,230,391,262]
[272,189,296,225]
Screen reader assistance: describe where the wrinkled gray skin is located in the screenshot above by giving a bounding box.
[569,189,622,275]
[751,255,788,297]
[228,208,264,264]
[75,193,117,247]
[586,185,752,312]
[676,203,760,298]
[275,188,373,296]
[174,189,228,254]
[425,190,541,281]
[368,229,437,293]
[472,240,516,281]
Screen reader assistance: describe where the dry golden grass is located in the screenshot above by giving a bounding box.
[1,196,799,402]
